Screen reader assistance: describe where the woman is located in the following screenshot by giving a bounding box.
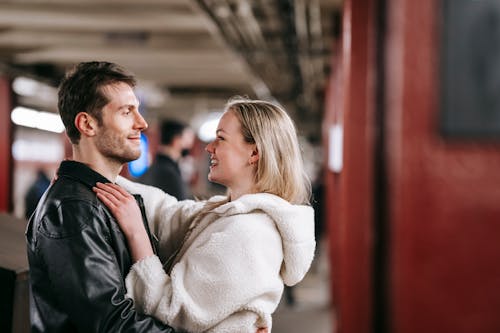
[94,98,315,332]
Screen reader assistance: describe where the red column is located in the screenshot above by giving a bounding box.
[0,77,13,212]
[324,0,377,332]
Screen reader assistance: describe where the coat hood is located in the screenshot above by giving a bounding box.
[211,193,316,286]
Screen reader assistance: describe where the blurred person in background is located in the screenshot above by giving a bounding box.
[94,97,316,333]
[139,119,194,200]
[24,168,50,220]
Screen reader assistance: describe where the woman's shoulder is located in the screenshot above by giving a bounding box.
[218,209,275,227]
[213,193,313,223]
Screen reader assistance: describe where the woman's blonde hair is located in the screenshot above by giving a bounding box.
[225,97,311,204]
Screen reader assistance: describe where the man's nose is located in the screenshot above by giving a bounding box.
[134,111,148,131]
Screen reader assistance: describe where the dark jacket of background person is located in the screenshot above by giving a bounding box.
[139,120,193,200]
[24,169,50,220]
[25,160,174,333]
[139,153,190,200]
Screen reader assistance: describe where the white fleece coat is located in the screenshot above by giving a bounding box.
[117,177,315,333]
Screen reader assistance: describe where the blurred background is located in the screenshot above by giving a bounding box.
[1,0,500,333]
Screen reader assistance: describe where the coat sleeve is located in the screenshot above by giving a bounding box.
[117,176,205,261]
[35,200,175,332]
[125,214,284,333]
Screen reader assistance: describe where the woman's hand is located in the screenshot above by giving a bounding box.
[93,182,154,262]
[94,182,142,235]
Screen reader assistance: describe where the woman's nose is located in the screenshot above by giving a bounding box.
[206,141,214,153]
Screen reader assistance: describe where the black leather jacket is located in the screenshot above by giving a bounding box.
[26,160,175,332]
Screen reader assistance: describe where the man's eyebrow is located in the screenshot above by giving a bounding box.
[119,103,139,109]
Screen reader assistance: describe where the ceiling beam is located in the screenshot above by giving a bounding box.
[0,5,209,32]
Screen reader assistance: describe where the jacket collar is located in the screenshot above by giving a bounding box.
[57,160,111,189]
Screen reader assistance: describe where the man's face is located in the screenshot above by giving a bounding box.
[94,82,147,164]
[181,128,195,150]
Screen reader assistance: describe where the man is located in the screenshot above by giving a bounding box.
[139,120,194,200]
[25,62,175,332]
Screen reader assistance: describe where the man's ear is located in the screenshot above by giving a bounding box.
[249,146,259,165]
[74,112,98,138]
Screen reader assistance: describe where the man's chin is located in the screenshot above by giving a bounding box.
[128,148,142,160]
[114,152,141,165]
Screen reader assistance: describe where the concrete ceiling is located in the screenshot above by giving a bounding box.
[0,0,342,139]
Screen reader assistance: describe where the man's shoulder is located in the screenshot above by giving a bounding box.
[33,178,108,238]
[48,176,99,204]
[139,162,178,184]
[152,155,180,172]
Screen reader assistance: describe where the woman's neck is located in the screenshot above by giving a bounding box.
[228,183,258,202]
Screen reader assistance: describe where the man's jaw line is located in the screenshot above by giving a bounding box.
[72,145,135,183]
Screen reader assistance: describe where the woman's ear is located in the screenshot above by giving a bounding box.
[74,112,97,138]
[249,146,259,165]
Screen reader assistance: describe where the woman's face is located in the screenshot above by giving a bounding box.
[205,111,257,190]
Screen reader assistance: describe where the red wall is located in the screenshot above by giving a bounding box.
[326,0,500,332]
[386,1,500,332]
[324,0,377,332]
[0,77,13,212]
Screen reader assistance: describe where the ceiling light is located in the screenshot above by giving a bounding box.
[12,138,64,162]
[198,112,223,142]
[11,106,65,133]
[12,77,39,96]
